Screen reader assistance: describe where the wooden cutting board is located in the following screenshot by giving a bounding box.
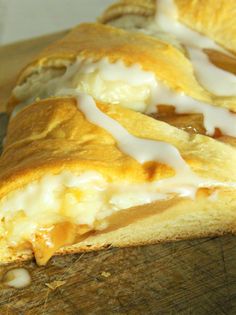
[0,33,236,315]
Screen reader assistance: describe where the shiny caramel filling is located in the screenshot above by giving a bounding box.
[7,200,182,265]
[150,105,236,147]
[6,185,222,266]
[206,49,236,76]
[152,105,205,135]
[32,222,80,265]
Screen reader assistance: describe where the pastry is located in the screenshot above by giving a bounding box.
[1,1,236,265]
[1,96,236,265]
[101,0,236,94]
[100,0,236,140]
[7,23,236,143]
[100,0,236,54]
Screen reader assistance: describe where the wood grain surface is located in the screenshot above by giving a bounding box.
[0,32,236,315]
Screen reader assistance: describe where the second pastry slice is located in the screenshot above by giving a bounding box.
[8,23,236,142]
[0,95,236,265]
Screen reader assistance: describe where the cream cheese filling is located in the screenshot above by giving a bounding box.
[12,58,153,115]
[0,169,234,248]
[0,171,172,246]
[12,57,236,137]
[0,172,162,245]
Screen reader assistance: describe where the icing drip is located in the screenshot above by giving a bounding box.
[77,93,188,171]
[155,0,236,96]
[187,48,236,96]
[156,0,227,52]
[148,81,236,137]
[76,93,236,199]
[3,268,31,289]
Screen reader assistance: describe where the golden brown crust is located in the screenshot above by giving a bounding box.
[2,97,236,201]
[176,0,236,55]
[1,97,236,264]
[99,3,236,115]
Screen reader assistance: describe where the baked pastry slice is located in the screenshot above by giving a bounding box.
[101,1,236,102]
[1,95,236,265]
[7,23,236,143]
[7,23,211,111]
[101,0,236,143]
[100,0,236,54]
[1,1,235,267]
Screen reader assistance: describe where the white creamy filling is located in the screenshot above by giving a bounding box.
[0,171,171,245]
[155,0,236,96]
[13,57,236,137]
[13,58,153,114]
[0,168,233,246]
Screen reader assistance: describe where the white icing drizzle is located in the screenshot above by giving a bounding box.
[187,48,236,96]
[155,0,236,96]
[156,0,226,52]
[148,82,236,137]
[3,268,31,289]
[77,93,188,171]
[76,93,236,199]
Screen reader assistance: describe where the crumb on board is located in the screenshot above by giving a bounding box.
[3,268,31,289]
[45,280,66,290]
[101,271,111,278]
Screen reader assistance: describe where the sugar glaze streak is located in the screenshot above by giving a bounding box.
[76,93,236,199]
[155,0,236,96]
